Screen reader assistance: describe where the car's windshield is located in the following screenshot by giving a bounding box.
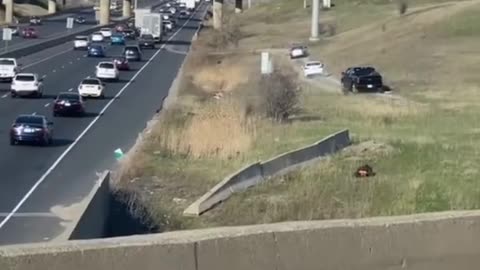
[15,116,43,125]
[0,59,15,65]
[82,79,100,85]
[99,63,114,69]
[15,75,35,81]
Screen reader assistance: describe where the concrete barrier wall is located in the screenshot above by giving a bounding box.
[63,171,111,240]
[183,129,350,216]
[2,210,480,269]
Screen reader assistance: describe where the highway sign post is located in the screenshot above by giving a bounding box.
[2,28,12,53]
[66,17,74,30]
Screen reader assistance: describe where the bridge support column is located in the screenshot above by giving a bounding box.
[235,0,242,13]
[4,0,13,24]
[123,0,132,17]
[309,0,320,41]
[100,0,111,25]
[48,0,57,14]
[213,0,223,30]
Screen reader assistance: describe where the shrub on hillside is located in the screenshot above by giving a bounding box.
[206,11,243,50]
[397,0,408,15]
[256,69,301,122]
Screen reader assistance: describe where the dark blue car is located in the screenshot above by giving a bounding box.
[10,114,53,146]
[88,45,106,57]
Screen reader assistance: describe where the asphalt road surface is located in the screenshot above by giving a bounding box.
[0,7,124,54]
[0,1,207,245]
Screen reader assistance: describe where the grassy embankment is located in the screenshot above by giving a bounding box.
[117,0,480,230]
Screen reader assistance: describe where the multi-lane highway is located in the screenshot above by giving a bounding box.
[0,8,104,54]
[0,1,207,245]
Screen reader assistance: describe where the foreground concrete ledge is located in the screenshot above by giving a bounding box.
[1,209,480,255]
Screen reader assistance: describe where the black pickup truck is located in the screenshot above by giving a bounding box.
[340,66,384,93]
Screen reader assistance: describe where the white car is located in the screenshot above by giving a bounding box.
[163,21,174,31]
[93,6,100,11]
[303,61,324,77]
[95,61,119,81]
[78,77,105,98]
[161,14,171,20]
[290,45,308,59]
[11,73,43,98]
[169,7,176,14]
[0,58,19,82]
[73,35,90,50]
[99,28,112,38]
[91,32,104,42]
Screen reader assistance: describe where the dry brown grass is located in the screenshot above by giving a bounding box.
[192,58,250,93]
[153,100,257,159]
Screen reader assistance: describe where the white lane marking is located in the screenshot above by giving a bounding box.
[21,48,72,69]
[68,88,73,92]
[0,3,206,230]
[41,74,47,79]
[52,69,56,73]
[0,212,56,217]
[32,112,36,115]
[44,103,50,107]
[61,65,65,69]
[2,93,9,98]
[69,61,73,64]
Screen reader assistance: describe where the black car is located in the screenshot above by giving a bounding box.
[29,16,42,25]
[122,29,137,40]
[53,92,86,117]
[75,16,86,24]
[138,34,155,49]
[10,114,53,146]
[123,45,142,61]
[340,66,384,93]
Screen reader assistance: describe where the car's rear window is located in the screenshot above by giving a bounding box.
[75,37,88,41]
[82,79,100,85]
[15,116,43,125]
[15,75,34,81]
[125,47,139,52]
[59,93,80,100]
[99,63,114,69]
[141,34,154,39]
[307,62,321,67]
[90,46,102,50]
[0,59,15,65]
[101,28,111,31]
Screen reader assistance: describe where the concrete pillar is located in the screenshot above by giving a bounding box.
[213,0,223,30]
[4,0,13,24]
[309,0,319,41]
[235,0,242,13]
[48,0,57,14]
[123,0,132,17]
[100,0,111,25]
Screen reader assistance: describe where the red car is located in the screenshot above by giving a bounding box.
[113,57,129,70]
[115,24,127,32]
[22,27,38,38]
